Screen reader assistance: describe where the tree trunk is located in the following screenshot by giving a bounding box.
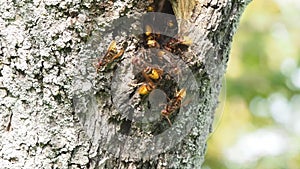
[0,0,250,168]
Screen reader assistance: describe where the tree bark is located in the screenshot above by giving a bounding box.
[0,0,251,168]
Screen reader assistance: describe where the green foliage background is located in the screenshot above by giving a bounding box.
[203,0,300,168]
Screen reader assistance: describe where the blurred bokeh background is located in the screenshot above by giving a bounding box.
[203,0,300,168]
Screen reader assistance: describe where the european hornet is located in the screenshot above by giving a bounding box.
[161,88,186,126]
[143,0,178,47]
[138,67,163,95]
[146,4,155,12]
[95,40,126,72]
[143,24,161,48]
[163,36,192,54]
[138,82,155,95]
[144,66,163,80]
[143,23,179,50]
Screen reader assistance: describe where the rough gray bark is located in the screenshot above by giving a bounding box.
[0,0,251,168]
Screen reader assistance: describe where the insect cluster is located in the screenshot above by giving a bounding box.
[94,0,193,127]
